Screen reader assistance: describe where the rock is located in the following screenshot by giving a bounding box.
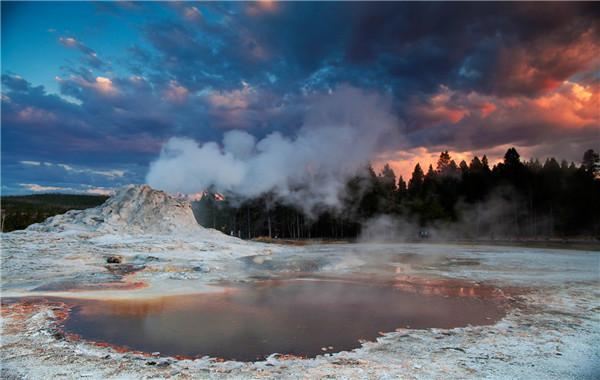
[106,255,122,264]
[331,358,362,365]
[105,263,145,275]
[50,329,65,340]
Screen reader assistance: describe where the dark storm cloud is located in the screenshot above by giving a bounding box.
[2,2,599,193]
[1,74,161,163]
[132,2,599,103]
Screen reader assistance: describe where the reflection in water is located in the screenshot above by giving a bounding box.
[390,275,503,298]
[63,279,506,361]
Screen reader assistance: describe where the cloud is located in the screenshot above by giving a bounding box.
[206,85,252,110]
[19,183,114,195]
[1,73,29,92]
[472,24,600,97]
[403,81,599,153]
[19,160,41,166]
[379,78,599,179]
[20,183,68,192]
[164,80,189,104]
[183,6,202,22]
[17,106,57,123]
[58,36,104,68]
[3,3,599,194]
[84,186,115,196]
[2,73,169,166]
[55,163,125,178]
[57,75,119,97]
[17,160,126,179]
[246,1,279,16]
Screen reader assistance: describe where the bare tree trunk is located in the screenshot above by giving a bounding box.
[513,202,519,238]
[247,206,251,239]
[267,212,272,239]
[212,204,216,229]
[476,203,480,238]
[550,204,554,238]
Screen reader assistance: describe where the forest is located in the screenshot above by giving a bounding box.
[194,148,600,241]
[0,193,108,232]
[2,148,598,239]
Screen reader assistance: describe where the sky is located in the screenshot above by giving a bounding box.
[1,1,599,195]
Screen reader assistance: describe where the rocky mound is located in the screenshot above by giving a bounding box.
[28,185,203,234]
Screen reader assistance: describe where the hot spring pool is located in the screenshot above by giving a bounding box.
[60,279,506,361]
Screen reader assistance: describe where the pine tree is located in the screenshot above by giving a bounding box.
[397,176,407,202]
[582,149,600,178]
[436,151,452,175]
[408,164,424,197]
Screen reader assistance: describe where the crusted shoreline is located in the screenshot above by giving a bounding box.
[1,275,598,379]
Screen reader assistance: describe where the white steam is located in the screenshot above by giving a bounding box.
[146,85,401,214]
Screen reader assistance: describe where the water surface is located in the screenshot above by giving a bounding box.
[63,279,505,361]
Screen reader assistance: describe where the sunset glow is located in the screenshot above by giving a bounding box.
[1,2,598,194]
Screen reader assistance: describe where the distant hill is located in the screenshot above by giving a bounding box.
[1,193,109,232]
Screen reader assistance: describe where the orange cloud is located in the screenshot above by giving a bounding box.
[164,80,189,104]
[94,77,117,95]
[491,25,600,96]
[410,80,597,139]
[246,0,278,16]
[520,81,598,129]
[414,85,470,124]
[207,83,253,110]
[57,75,119,97]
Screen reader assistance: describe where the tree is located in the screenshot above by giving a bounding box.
[408,164,424,197]
[358,166,379,219]
[422,164,437,196]
[397,176,407,203]
[582,149,600,178]
[378,164,397,194]
[481,155,490,172]
[436,151,452,176]
[504,147,521,167]
[469,156,482,171]
[378,164,398,214]
[189,148,600,241]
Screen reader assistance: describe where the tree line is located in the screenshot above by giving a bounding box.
[193,147,600,240]
[1,194,109,232]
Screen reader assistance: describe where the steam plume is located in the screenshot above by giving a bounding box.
[146,85,402,215]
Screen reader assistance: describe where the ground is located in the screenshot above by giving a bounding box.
[1,224,598,379]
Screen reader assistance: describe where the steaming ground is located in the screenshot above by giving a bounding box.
[1,185,599,379]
